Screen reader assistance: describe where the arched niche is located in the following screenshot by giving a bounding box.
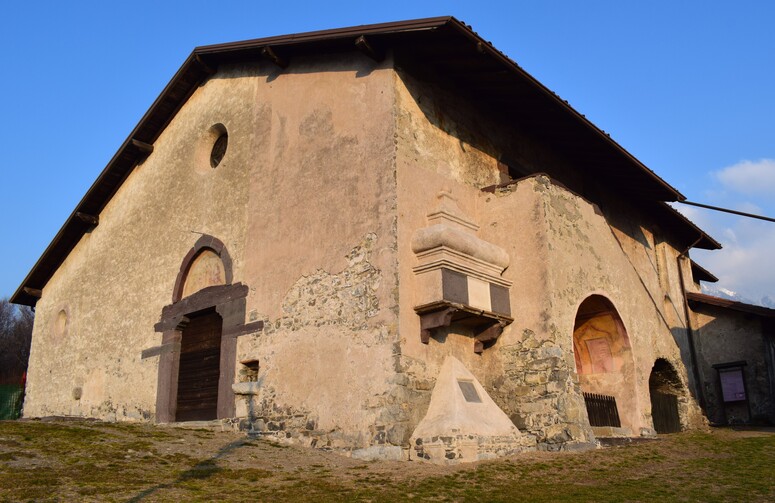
[573,295,631,375]
[648,358,686,433]
[52,307,70,339]
[572,295,641,434]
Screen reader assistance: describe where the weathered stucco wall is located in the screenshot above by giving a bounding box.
[25,53,402,453]
[692,306,775,424]
[477,180,593,447]
[392,70,586,449]
[393,69,704,450]
[232,54,401,453]
[394,69,529,451]
[535,177,705,435]
[25,48,712,459]
[603,198,702,397]
[25,62,260,420]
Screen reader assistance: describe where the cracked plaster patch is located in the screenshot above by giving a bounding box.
[262,234,382,333]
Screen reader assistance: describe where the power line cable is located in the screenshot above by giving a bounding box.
[677,200,775,223]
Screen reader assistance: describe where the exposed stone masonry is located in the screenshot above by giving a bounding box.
[259,233,381,334]
[413,434,534,463]
[494,329,595,450]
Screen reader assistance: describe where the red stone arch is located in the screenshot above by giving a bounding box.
[172,234,234,303]
[172,235,234,303]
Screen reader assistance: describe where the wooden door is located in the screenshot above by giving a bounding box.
[176,310,222,421]
[651,391,681,433]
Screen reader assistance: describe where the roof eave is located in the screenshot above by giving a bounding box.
[441,20,685,203]
[659,202,722,251]
[690,260,719,283]
[687,292,775,318]
[9,16,698,306]
[194,16,453,54]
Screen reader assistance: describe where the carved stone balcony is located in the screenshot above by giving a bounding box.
[412,190,513,353]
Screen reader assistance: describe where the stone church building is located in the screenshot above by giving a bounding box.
[13,17,773,462]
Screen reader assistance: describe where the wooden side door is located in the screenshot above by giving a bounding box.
[176,309,222,421]
[651,391,681,433]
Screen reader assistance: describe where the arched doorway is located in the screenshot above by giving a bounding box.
[573,295,639,433]
[649,358,683,433]
[154,235,254,423]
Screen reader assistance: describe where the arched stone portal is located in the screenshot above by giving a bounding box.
[153,234,262,423]
[573,295,640,434]
[648,358,684,433]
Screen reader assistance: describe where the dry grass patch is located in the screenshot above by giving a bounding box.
[0,420,773,502]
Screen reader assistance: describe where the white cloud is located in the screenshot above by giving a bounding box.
[721,227,738,245]
[714,159,775,196]
[672,203,703,225]
[672,161,775,305]
[691,217,775,305]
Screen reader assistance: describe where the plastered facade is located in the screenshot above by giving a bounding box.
[25,47,708,461]
[393,71,704,450]
[692,306,775,425]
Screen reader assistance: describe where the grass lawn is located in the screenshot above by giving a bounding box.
[1,419,773,502]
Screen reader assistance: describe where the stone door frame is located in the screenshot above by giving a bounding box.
[151,235,263,423]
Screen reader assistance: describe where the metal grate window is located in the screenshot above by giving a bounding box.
[583,392,621,427]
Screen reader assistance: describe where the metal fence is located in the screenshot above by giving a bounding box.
[0,385,24,420]
[583,392,621,428]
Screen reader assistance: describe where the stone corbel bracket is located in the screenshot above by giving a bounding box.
[416,301,513,354]
[412,190,513,352]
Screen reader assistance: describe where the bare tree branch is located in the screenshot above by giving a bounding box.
[0,298,34,384]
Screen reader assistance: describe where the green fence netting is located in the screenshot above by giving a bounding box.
[0,384,24,420]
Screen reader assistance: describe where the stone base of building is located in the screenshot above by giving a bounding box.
[411,434,536,464]
[236,418,542,463]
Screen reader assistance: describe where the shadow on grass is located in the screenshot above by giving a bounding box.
[127,437,252,502]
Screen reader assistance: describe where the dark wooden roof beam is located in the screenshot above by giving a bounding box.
[354,35,385,62]
[75,212,99,226]
[261,46,288,68]
[130,138,154,155]
[23,287,42,299]
[194,54,217,75]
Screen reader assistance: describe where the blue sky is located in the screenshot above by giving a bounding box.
[1,1,774,304]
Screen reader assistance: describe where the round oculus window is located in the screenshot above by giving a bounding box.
[210,131,228,168]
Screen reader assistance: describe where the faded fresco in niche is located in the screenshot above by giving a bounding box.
[572,295,643,432]
[573,313,630,375]
[584,338,615,374]
[181,249,226,298]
